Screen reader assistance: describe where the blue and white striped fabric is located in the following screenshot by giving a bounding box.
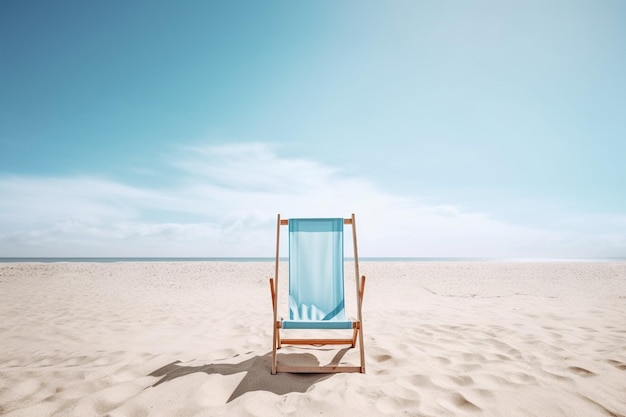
[282,218,353,330]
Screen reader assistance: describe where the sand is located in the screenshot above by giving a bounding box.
[0,261,625,417]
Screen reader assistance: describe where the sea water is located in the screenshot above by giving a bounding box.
[0,257,624,263]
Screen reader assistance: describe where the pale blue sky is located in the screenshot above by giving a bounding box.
[1,1,625,257]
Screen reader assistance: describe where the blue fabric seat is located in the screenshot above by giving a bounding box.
[287,218,348,325]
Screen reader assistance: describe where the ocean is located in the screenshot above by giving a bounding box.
[0,257,624,263]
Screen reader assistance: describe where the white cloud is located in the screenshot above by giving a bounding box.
[174,143,337,192]
[0,143,624,258]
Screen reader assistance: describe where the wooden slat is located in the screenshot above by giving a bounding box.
[269,278,276,309]
[276,365,362,374]
[352,212,366,374]
[277,322,359,329]
[281,218,351,225]
[272,214,282,374]
[281,338,355,346]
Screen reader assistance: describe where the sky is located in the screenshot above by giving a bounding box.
[1,0,625,258]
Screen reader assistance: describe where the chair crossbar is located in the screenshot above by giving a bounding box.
[280,338,355,346]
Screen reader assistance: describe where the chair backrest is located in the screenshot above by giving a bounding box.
[288,218,345,321]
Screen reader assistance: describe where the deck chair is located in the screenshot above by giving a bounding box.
[269,214,366,374]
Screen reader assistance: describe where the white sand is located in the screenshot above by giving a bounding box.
[1,261,625,417]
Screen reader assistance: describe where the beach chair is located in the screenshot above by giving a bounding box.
[269,214,366,374]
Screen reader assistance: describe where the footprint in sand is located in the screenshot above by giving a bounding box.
[438,392,481,413]
[374,354,392,363]
[567,366,596,377]
[606,359,626,370]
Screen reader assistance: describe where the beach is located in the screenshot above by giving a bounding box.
[1,261,625,417]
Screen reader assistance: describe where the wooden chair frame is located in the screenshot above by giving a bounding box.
[270,213,366,374]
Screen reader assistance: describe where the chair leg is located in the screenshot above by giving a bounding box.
[272,323,278,374]
[351,327,358,348]
[358,324,366,373]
